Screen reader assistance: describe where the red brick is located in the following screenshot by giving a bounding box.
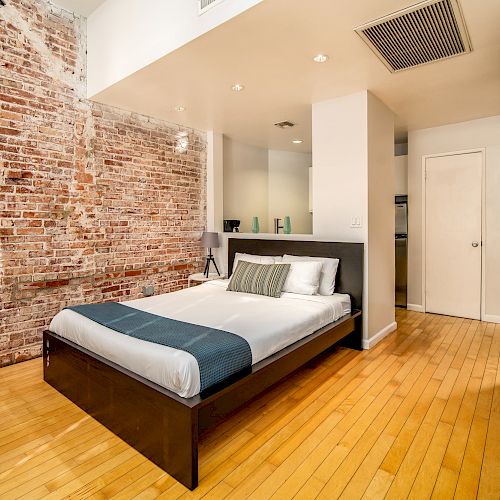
[0,0,207,367]
[125,270,143,277]
[0,127,21,136]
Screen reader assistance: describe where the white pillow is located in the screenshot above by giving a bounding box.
[282,261,323,296]
[232,253,282,273]
[282,254,340,295]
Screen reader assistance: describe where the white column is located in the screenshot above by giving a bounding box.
[312,91,395,346]
[206,131,224,273]
[312,91,368,242]
[367,92,396,343]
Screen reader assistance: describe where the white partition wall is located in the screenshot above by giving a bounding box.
[312,91,395,346]
[312,92,368,242]
[367,93,397,342]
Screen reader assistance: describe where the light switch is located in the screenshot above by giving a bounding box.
[351,216,363,228]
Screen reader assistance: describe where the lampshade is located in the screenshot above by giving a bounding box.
[200,231,219,248]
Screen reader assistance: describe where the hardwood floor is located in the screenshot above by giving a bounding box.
[0,309,498,499]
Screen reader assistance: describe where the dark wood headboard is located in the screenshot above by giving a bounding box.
[228,239,364,310]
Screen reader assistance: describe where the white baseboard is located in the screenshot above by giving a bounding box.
[483,314,500,324]
[363,321,398,349]
[407,304,425,313]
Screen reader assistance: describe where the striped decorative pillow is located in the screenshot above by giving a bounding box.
[227,261,291,298]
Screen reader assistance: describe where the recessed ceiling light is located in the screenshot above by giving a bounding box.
[292,140,303,144]
[313,54,329,63]
[174,105,186,112]
[231,83,245,92]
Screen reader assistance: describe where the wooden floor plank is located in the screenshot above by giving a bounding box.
[65,454,147,499]
[0,310,498,500]
[318,316,464,499]
[430,322,493,499]
[355,317,464,500]
[455,322,499,499]
[407,420,453,499]
[219,324,414,491]
[380,320,482,477]
[253,314,450,498]
[226,462,276,500]
[382,321,489,499]
[477,324,500,499]
[362,316,479,499]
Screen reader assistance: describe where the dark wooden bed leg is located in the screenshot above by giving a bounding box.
[338,312,363,350]
[164,406,199,490]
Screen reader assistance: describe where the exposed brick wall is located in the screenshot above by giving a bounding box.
[0,0,207,366]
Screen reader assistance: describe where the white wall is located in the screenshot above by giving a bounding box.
[207,131,223,233]
[268,150,312,234]
[368,93,396,339]
[87,0,262,97]
[312,92,368,242]
[223,137,312,234]
[223,137,269,233]
[395,155,408,195]
[207,131,225,273]
[312,91,395,344]
[408,115,500,321]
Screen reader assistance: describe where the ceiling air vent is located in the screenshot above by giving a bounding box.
[354,0,472,72]
[274,121,296,129]
[199,0,226,15]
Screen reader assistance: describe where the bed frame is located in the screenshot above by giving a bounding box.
[43,239,363,490]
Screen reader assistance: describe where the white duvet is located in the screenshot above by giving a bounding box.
[49,280,351,398]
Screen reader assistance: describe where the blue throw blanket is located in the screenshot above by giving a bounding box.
[66,302,252,393]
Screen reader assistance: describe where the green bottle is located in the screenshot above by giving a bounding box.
[283,216,291,234]
[251,216,260,233]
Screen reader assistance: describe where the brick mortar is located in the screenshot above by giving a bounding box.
[0,0,208,366]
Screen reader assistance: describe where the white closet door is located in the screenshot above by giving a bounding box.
[425,152,482,319]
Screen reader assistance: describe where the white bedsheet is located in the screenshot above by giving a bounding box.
[49,280,351,398]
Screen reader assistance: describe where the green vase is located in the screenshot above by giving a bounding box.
[251,216,260,233]
[283,216,291,234]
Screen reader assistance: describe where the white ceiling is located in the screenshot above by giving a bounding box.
[51,0,106,16]
[90,0,500,152]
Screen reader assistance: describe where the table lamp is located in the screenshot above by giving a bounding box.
[200,231,220,278]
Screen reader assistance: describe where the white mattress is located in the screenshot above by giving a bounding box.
[49,280,351,398]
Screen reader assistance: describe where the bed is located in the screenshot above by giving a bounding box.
[43,238,363,490]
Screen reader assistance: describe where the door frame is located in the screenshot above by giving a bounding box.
[421,148,486,319]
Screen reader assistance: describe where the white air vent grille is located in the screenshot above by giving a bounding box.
[199,0,226,15]
[355,0,471,72]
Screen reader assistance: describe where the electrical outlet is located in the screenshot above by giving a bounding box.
[143,284,155,297]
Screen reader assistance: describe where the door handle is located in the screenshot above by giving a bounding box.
[472,241,479,247]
